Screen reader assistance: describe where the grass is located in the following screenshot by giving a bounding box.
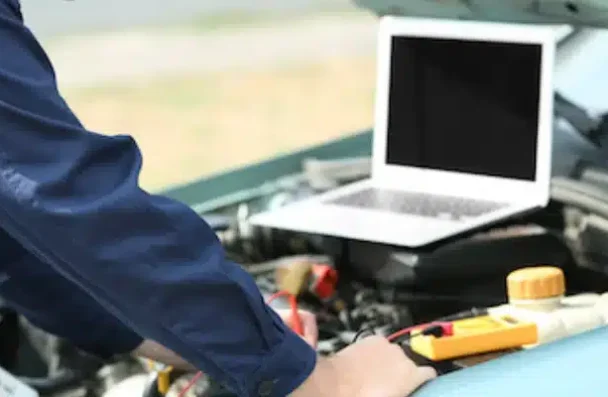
[62,55,377,191]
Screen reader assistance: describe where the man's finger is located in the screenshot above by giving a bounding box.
[298,310,318,347]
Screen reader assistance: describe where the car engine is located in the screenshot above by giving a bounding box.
[5,197,606,397]
[4,106,608,396]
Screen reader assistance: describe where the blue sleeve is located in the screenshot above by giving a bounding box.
[0,2,317,397]
[0,228,143,358]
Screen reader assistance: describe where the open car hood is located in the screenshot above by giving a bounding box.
[353,0,608,29]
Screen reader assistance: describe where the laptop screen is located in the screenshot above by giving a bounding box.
[385,36,543,182]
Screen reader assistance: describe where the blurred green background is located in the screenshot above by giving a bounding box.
[23,0,378,191]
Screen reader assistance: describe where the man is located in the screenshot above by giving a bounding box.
[0,1,436,396]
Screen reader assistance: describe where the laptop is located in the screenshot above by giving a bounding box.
[250,16,557,248]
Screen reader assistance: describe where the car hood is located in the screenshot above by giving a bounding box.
[353,0,608,29]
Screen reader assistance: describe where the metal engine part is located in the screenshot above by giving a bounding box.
[101,373,151,397]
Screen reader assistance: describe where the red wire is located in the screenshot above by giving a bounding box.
[387,324,427,342]
[267,290,290,302]
[176,291,303,397]
[177,371,204,397]
[386,322,449,342]
[267,291,304,336]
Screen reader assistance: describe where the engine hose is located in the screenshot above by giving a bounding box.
[552,177,608,200]
[19,370,87,395]
[552,186,608,219]
[580,167,608,190]
[551,177,608,219]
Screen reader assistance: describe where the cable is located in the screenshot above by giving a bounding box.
[387,323,431,342]
[387,322,453,343]
[352,327,376,343]
[551,177,608,219]
[350,309,484,345]
[267,291,304,336]
[177,371,204,397]
[384,308,487,343]
[580,166,608,190]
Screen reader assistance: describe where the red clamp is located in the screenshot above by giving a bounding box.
[309,264,338,300]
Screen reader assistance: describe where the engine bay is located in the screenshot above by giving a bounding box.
[2,154,608,397]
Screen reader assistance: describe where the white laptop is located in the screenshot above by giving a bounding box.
[250,16,557,248]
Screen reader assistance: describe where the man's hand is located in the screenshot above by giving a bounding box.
[137,310,435,397]
[274,308,318,347]
[291,335,437,397]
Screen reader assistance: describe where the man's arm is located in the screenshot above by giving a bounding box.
[0,234,143,358]
[0,2,316,396]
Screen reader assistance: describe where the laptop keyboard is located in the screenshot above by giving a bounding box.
[327,188,506,221]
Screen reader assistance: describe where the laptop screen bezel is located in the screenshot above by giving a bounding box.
[372,16,556,205]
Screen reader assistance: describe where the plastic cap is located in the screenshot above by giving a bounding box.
[507,266,566,300]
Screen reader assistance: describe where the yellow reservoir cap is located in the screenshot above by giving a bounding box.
[507,266,566,300]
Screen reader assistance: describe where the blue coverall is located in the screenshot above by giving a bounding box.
[0,1,317,396]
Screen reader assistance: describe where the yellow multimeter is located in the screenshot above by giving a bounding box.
[409,315,537,361]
